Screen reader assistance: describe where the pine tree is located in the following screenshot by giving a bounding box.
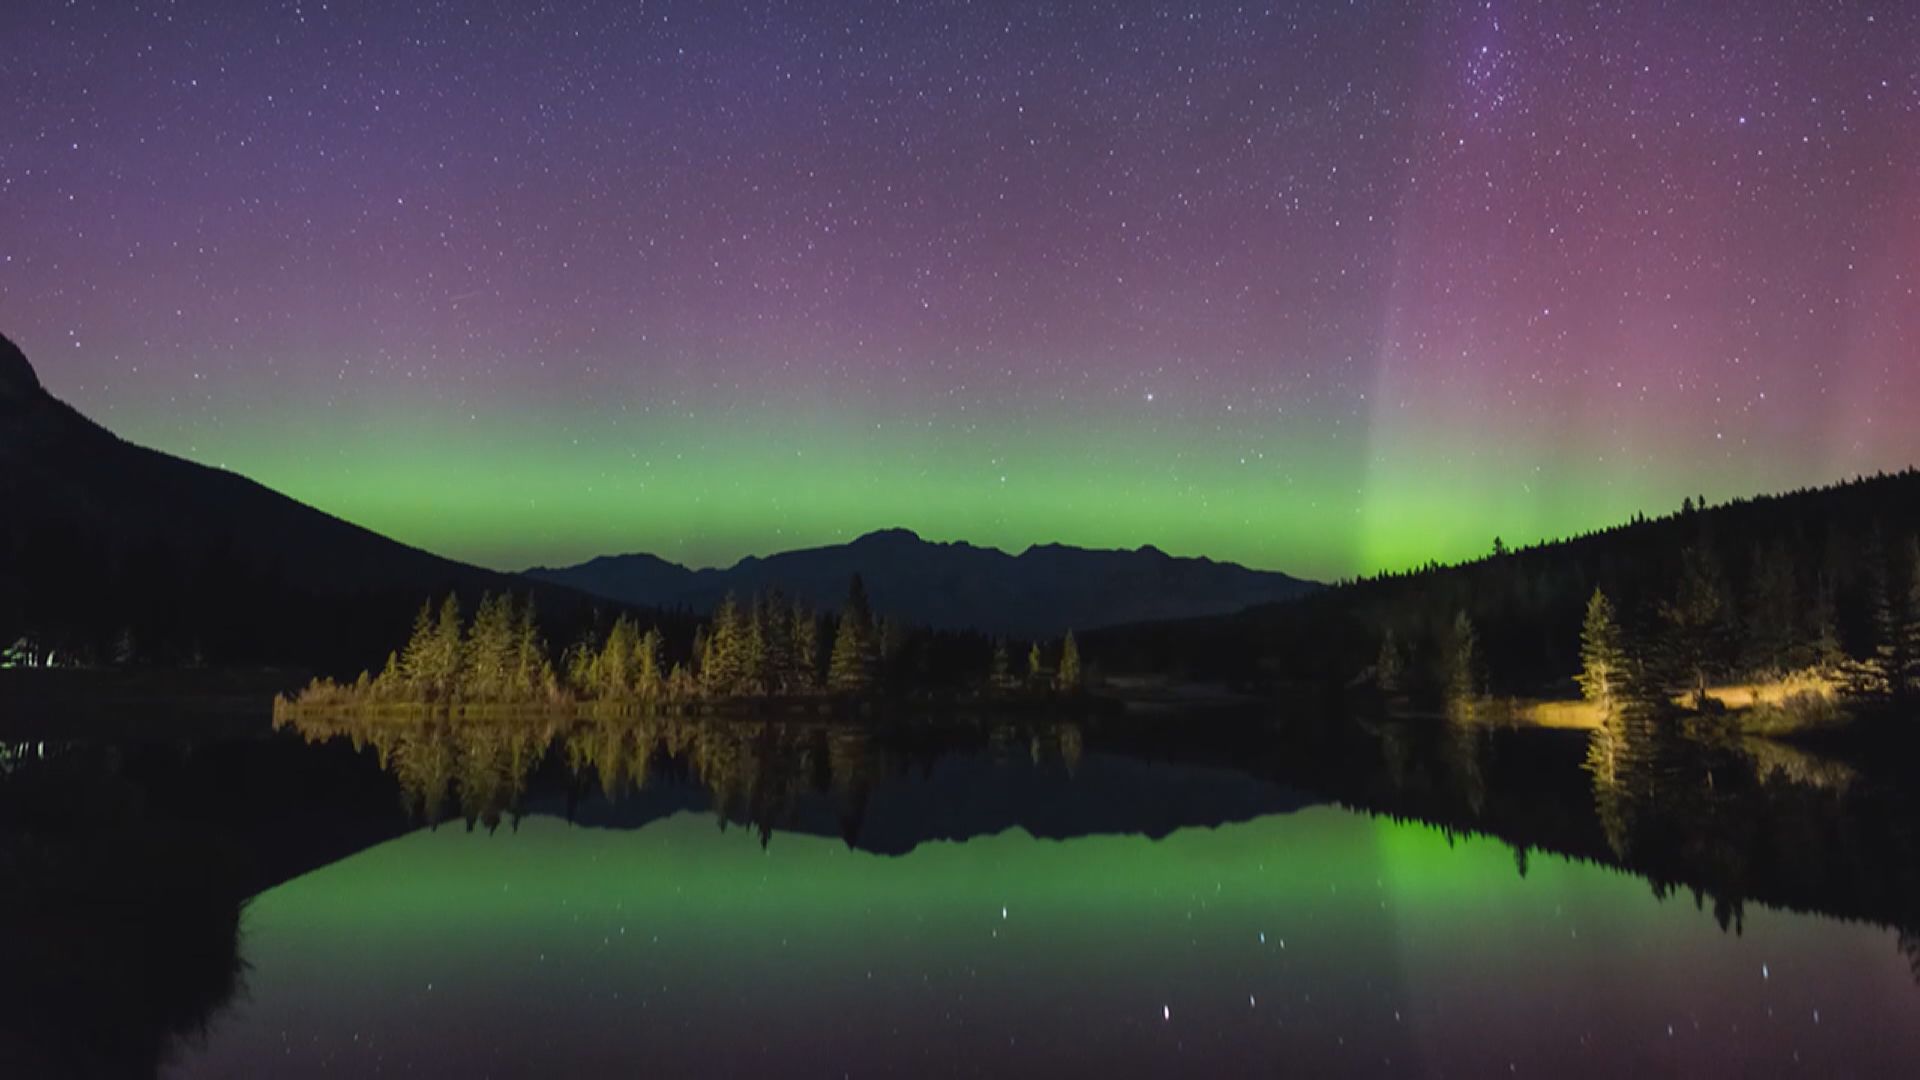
[565,632,599,695]
[599,616,638,699]
[1375,629,1404,695]
[1845,531,1900,700]
[464,593,517,701]
[1027,641,1045,685]
[1662,545,1729,710]
[1742,541,1798,678]
[1807,574,1844,674]
[699,594,761,697]
[690,626,709,682]
[758,589,795,692]
[375,650,402,700]
[511,595,545,701]
[990,638,1012,688]
[637,627,665,699]
[1446,611,1480,702]
[1058,630,1082,691]
[1902,536,1920,698]
[1577,589,1628,715]
[827,613,870,693]
[790,600,819,691]
[666,661,696,700]
[431,594,465,699]
[399,599,437,692]
[739,595,768,695]
[827,576,875,693]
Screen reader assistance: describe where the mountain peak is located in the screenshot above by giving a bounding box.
[0,333,43,401]
[851,527,924,546]
[530,530,1317,637]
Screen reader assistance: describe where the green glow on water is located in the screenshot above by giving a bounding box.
[186,807,1920,1076]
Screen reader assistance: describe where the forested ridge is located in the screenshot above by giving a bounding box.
[286,574,1087,708]
[1090,468,1920,715]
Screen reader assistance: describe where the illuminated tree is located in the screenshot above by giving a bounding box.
[599,615,639,699]
[511,595,548,700]
[1577,589,1628,714]
[637,626,665,699]
[464,593,517,700]
[827,575,876,693]
[398,600,437,692]
[1058,630,1082,692]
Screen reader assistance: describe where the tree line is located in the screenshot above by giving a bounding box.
[1087,467,1920,718]
[1376,471,1920,716]
[288,573,1088,708]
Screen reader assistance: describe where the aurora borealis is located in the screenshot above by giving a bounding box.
[184,808,1920,1075]
[3,1,1916,578]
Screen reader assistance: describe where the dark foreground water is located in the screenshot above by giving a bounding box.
[4,710,1919,1076]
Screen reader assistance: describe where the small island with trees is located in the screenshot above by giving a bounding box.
[278,573,1089,717]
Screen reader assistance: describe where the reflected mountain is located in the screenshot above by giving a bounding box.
[6,706,1920,1073]
[280,711,1318,853]
[276,706,1920,943]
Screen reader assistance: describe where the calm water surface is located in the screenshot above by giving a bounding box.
[5,712,1919,1076]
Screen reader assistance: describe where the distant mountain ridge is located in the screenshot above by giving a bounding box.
[525,528,1317,638]
[0,333,639,672]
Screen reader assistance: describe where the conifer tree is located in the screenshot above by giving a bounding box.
[1577,589,1628,714]
[739,595,768,695]
[1662,545,1729,710]
[702,594,755,696]
[637,627,665,699]
[1446,611,1480,701]
[399,599,437,692]
[465,592,517,701]
[1807,574,1844,674]
[511,595,545,700]
[1845,531,1900,700]
[690,626,709,682]
[790,600,819,690]
[1028,641,1045,685]
[431,594,465,699]
[827,613,870,693]
[565,633,599,695]
[372,650,401,700]
[667,661,696,700]
[1903,536,1920,698]
[758,589,795,692]
[1375,629,1404,695]
[990,638,1011,688]
[827,576,875,693]
[1058,630,1082,691]
[1742,541,1798,677]
[599,615,638,699]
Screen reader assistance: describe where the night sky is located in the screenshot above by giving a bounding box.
[4,1,1916,579]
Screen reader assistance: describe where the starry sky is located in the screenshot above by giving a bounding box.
[3,1,1916,580]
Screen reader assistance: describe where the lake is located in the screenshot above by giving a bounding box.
[4,710,1918,1076]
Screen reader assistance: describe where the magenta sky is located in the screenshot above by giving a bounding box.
[2,1,1915,576]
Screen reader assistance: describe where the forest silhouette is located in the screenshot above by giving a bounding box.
[281,573,1088,711]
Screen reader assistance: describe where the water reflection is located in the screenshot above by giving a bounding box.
[269,706,1920,951]
[6,707,1920,1075]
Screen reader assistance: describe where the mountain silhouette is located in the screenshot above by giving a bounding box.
[526,527,1316,638]
[0,333,628,672]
